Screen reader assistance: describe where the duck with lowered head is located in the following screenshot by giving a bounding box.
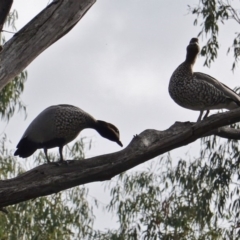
[14,104,123,163]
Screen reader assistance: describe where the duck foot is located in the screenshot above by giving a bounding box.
[55,160,70,166]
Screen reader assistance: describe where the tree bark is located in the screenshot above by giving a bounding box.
[0,0,96,91]
[1,109,240,208]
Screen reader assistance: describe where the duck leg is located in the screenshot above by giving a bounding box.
[197,111,203,122]
[203,110,210,119]
[44,148,51,163]
[59,145,64,162]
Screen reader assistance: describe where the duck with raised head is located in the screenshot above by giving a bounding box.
[169,38,240,122]
[14,104,123,163]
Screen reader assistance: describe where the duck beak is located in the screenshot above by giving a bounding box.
[117,140,123,147]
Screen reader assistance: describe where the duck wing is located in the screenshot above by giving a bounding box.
[194,72,240,104]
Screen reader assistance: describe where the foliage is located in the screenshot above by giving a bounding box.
[3,131,240,239]
[90,125,240,240]
[0,135,96,240]
[3,9,18,33]
[0,71,27,121]
[189,0,240,70]
[0,9,27,121]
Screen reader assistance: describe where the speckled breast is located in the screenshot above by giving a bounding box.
[53,105,92,143]
[169,72,227,111]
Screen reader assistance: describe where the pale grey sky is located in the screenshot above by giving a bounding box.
[3,0,240,230]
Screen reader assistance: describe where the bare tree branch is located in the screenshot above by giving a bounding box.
[0,0,13,32]
[0,0,96,91]
[204,125,240,139]
[1,109,240,208]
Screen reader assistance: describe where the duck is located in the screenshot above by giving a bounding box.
[14,104,123,162]
[169,38,240,122]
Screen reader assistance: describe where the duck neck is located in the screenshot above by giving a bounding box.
[93,120,108,135]
[185,51,197,65]
[93,121,101,132]
[86,119,98,131]
[178,52,197,75]
[176,61,193,77]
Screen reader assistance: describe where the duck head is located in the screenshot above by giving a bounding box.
[96,120,123,147]
[186,38,200,64]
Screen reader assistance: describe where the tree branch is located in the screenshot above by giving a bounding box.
[0,0,96,91]
[1,109,240,208]
[204,125,240,139]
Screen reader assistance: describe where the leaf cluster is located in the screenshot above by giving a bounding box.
[0,136,96,240]
[93,121,240,239]
[0,9,26,121]
[189,0,240,70]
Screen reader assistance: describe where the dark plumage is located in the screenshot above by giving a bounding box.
[14,104,123,162]
[169,38,240,122]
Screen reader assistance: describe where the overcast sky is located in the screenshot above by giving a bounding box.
[3,0,240,230]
